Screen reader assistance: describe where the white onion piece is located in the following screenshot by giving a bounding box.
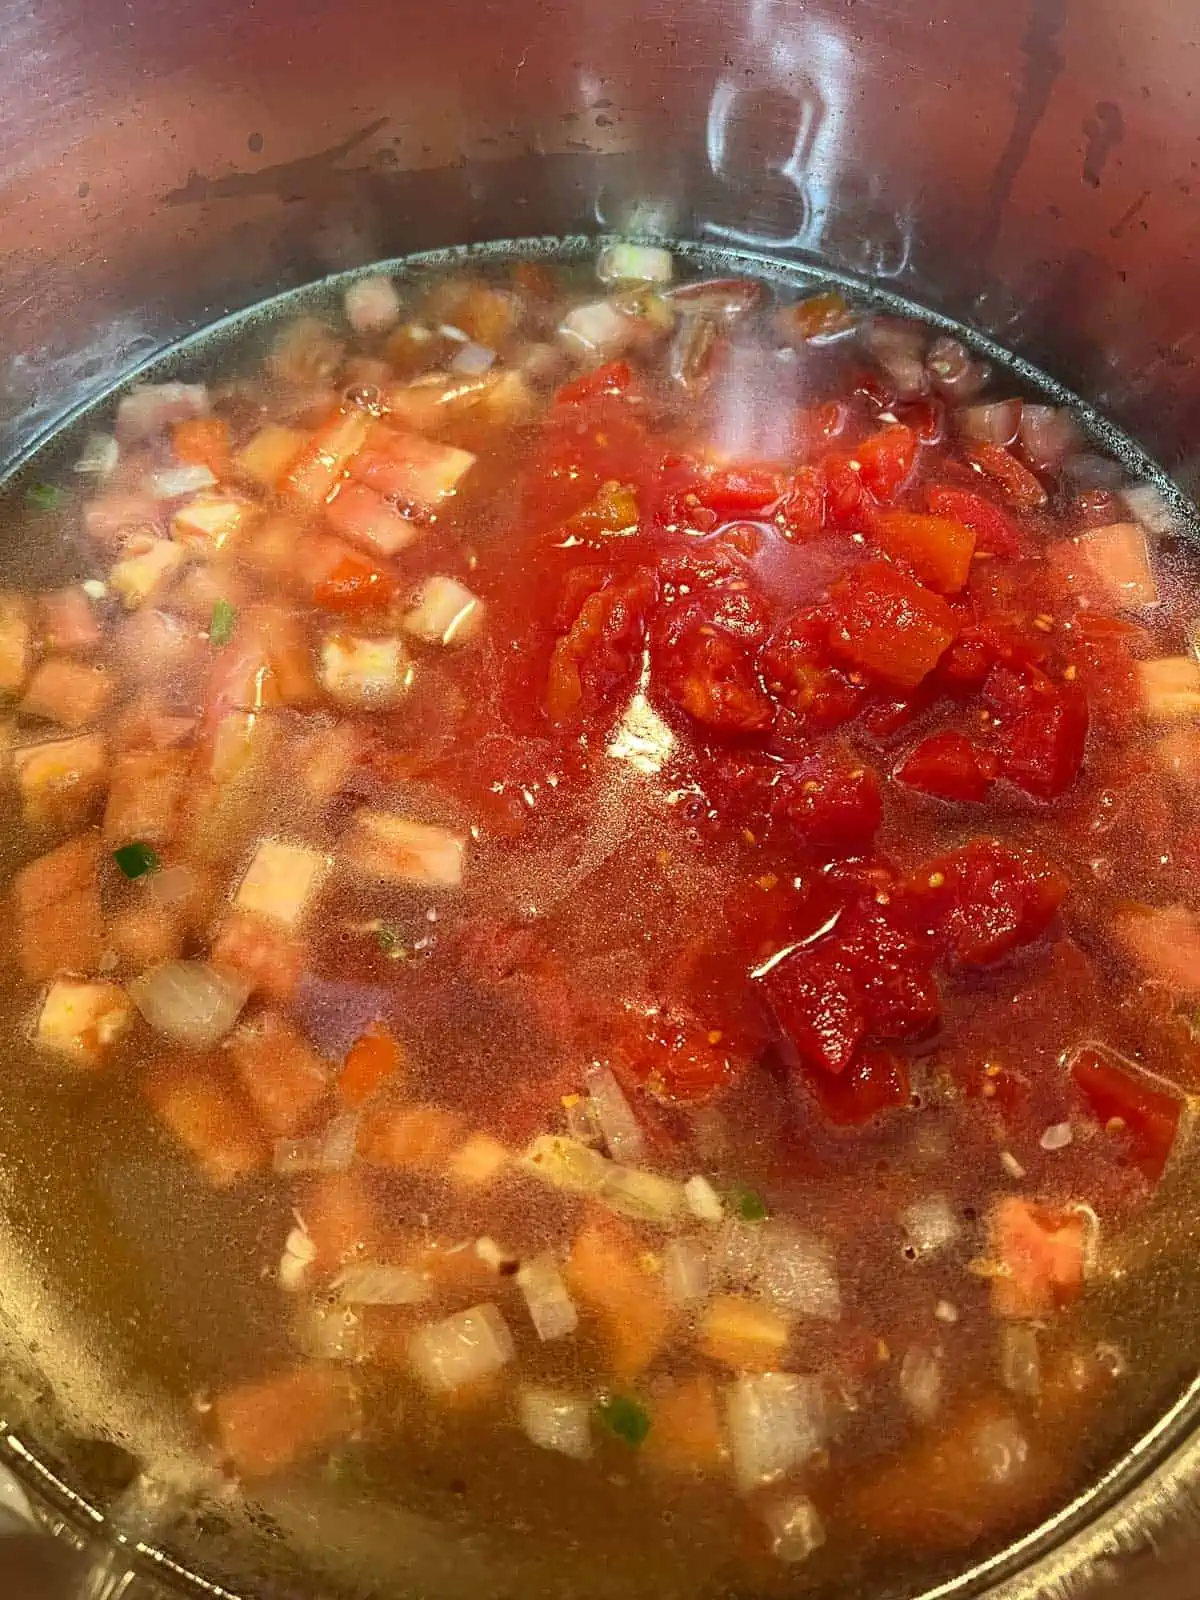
[973,1414,1031,1486]
[449,340,497,376]
[999,1324,1041,1397]
[409,1303,514,1393]
[1019,404,1079,467]
[74,432,119,478]
[1122,482,1178,536]
[344,275,402,336]
[585,1064,646,1164]
[332,1261,432,1306]
[725,1373,827,1495]
[1040,1121,1073,1151]
[130,961,250,1046]
[901,1196,961,1259]
[516,1254,579,1341]
[602,1165,686,1226]
[663,1236,709,1304]
[1063,452,1125,491]
[116,382,209,443]
[145,864,200,910]
[684,1174,724,1223]
[760,1494,826,1564]
[757,1224,841,1321]
[956,400,1022,447]
[522,1134,610,1196]
[142,464,218,500]
[597,243,674,286]
[926,336,989,402]
[278,1223,317,1293]
[558,300,634,360]
[294,1301,361,1362]
[899,1344,942,1421]
[273,1113,360,1176]
[518,1386,593,1460]
[564,1096,603,1146]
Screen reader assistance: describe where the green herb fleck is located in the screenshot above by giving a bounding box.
[729,1183,769,1222]
[596,1394,651,1448]
[25,482,64,512]
[209,598,237,647]
[112,841,161,880]
[375,925,406,959]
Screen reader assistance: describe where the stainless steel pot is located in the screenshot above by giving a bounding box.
[3,0,1200,1594]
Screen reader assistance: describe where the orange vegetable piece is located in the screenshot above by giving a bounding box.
[987,1196,1086,1319]
[213,1365,359,1479]
[303,1170,379,1270]
[870,510,976,593]
[357,1103,464,1170]
[644,1376,726,1475]
[12,833,103,982]
[229,1013,329,1138]
[172,416,232,478]
[566,1211,671,1380]
[339,1024,404,1107]
[279,405,372,509]
[142,1060,267,1188]
[210,911,305,1002]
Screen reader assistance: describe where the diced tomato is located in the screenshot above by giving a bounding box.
[655,621,773,735]
[694,465,783,518]
[12,833,103,982]
[554,360,637,406]
[338,1024,404,1108]
[303,1169,379,1269]
[856,425,917,504]
[618,1009,741,1104]
[279,405,372,508]
[324,481,418,558]
[761,947,865,1077]
[925,484,1025,558]
[103,750,188,845]
[38,587,100,654]
[1069,1044,1183,1183]
[759,608,865,732]
[780,290,854,342]
[895,731,998,803]
[988,1196,1086,1319]
[821,452,865,527]
[771,746,883,853]
[547,568,658,723]
[213,1365,359,1480]
[802,1047,911,1126]
[228,1013,329,1138]
[964,442,1047,509]
[142,1060,267,1187]
[828,561,959,690]
[211,911,305,1001]
[869,510,976,593]
[108,901,184,970]
[777,466,824,541]
[172,416,232,478]
[984,662,1088,799]
[905,838,1068,968]
[294,534,395,613]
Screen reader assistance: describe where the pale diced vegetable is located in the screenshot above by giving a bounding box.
[725,1373,827,1495]
[344,275,402,336]
[558,300,634,360]
[898,1343,942,1421]
[34,979,133,1067]
[1116,903,1200,993]
[234,839,331,930]
[293,1301,363,1362]
[999,1323,1041,1397]
[585,1063,647,1164]
[684,1174,725,1223]
[130,960,251,1046]
[1076,522,1158,609]
[409,1303,515,1393]
[20,659,113,730]
[760,1494,826,1565]
[272,1113,360,1175]
[517,1386,593,1460]
[701,1296,793,1371]
[521,1134,610,1196]
[331,1261,432,1306]
[74,432,119,478]
[402,576,483,646]
[601,1165,687,1226]
[115,382,208,443]
[900,1195,961,1259]
[516,1253,579,1341]
[0,594,32,696]
[318,633,415,709]
[109,536,187,609]
[278,1223,317,1292]
[597,243,674,286]
[143,464,218,500]
[447,1132,510,1188]
[341,811,466,889]
[171,493,258,551]
[235,424,307,490]
[662,1235,709,1303]
[1138,656,1200,721]
[14,733,107,830]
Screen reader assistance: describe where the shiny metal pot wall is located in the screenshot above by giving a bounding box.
[3,0,1200,1596]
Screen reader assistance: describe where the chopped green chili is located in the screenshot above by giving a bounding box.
[596,1394,651,1447]
[112,841,161,880]
[209,598,237,646]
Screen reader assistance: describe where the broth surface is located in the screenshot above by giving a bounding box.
[2,242,1200,1600]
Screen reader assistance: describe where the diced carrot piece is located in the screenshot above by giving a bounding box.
[172,416,232,478]
[14,733,108,831]
[142,1059,267,1187]
[102,750,189,845]
[1115,903,1200,994]
[234,424,308,491]
[171,494,259,553]
[228,1012,329,1138]
[302,1170,379,1270]
[340,811,466,889]
[870,511,976,593]
[358,1103,464,1170]
[339,1024,404,1107]
[210,911,306,1002]
[12,834,103,981]
[1075,522,1157,610]
[213,1365,359,1479]
[828,561,958,689]
[700,1296,793,1371]
[107,901,185,969]
[324,481,419,558]
[34,979,133,1067]
[349,426,475,511]
[38,587,100,654]
[1138,656,1200,721]
[0,594,32,695]
[988,1197,1086,1320]
[294,533,395,613]
[566,1212,671,1380]
[644,1376,726,1475]
[20,658,113,730]
[279,405,372,509]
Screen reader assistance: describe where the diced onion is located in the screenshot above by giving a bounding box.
[522,1134,610,1196]
[999,1323,1041,1397]
[756,1225,841,1321]
[74,432,120,478]
[558,300,634,360]
[403,575,483,647]
[130,961,250,1046]
[409,1303,514,1393]
[973,1413,1030,1486]
[684,1174,724,1223]
[142,464,218,500]
[517,1386,593,1460]
[344,275,402,336]
[760,1493,826,1564]
[294,1301,362,1362]
[899,1343,942,1421]
[585,1063,647,1164]
[862,320,928,399]
[278,1223,317,1293]
[1122,482,1178,536]
[332,1261,432,1306]
[725,1372,827,1495]
[663,1235,709,1304]
[901,1196,961,1259]
[273,1112,360,1176]
[516,1254,579,1341]
[116,382,209,443]
[564,1096,603,1146]
[475,1236,520,1274]
[449,341,497,376]
[1040,1121,1073,1151]
[145,864,200,910]
[955,400,1022,447]
[602,1165,686,1226]
[597,243,674,286]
